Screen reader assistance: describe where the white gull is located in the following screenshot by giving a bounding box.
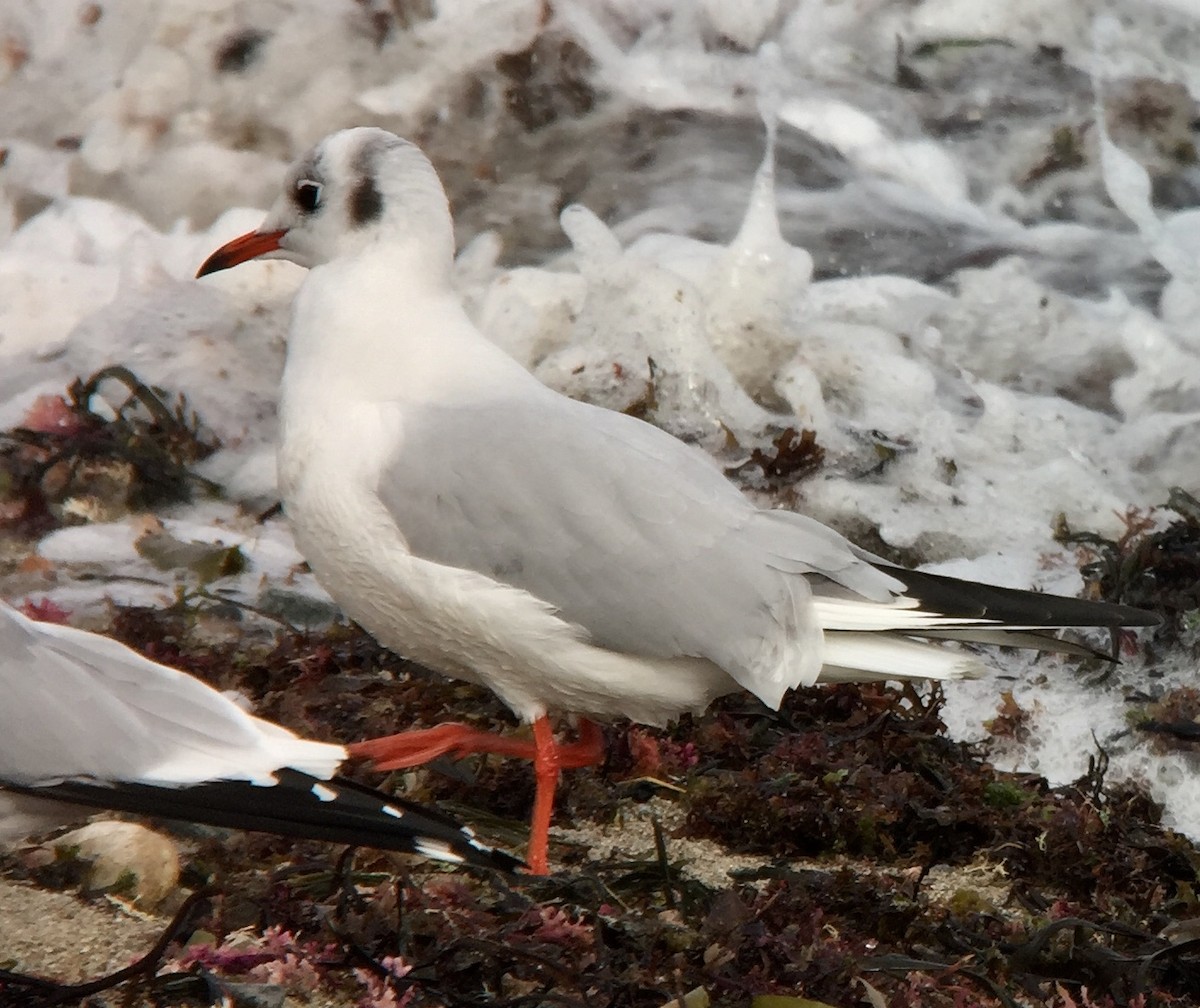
[0,600,518,870]
[197,127,1158,873]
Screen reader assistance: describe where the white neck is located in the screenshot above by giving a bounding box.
[280,246,536,413]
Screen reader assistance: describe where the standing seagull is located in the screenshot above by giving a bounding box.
[0,601,518,870]
[198,128,1158,874]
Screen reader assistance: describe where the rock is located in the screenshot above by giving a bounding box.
[54,820,180,909]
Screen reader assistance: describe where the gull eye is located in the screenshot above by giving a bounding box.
[294,179,322,213]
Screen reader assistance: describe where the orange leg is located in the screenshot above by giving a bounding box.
[526,716,557,875]
[348,722,541,768]
[349,717,605,874]
[526,717,607,873]
[551,717,606,769]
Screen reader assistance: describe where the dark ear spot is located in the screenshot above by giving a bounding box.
[350,174,384,226]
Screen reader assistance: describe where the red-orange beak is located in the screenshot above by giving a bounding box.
[195,228,288,278]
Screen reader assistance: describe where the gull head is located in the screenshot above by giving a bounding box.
[196,127,453,278]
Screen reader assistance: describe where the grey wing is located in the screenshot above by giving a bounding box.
[0,603,342,788]
[379,392,899,697]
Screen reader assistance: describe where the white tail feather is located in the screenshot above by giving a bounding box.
[816,597,1011,632]
[818,632,985,682]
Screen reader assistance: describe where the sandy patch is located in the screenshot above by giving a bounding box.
[0,877,162,982]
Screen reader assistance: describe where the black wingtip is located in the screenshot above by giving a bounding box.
[9,771,521,873]
[888,565,1162,629]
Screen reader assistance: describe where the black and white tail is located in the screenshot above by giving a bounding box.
[813,556,1158,683]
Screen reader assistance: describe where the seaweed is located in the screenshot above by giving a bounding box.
[0,365,219,532]
[724,428,825,487]
[1056,489,1200,646]
[5,614,1198,1007]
